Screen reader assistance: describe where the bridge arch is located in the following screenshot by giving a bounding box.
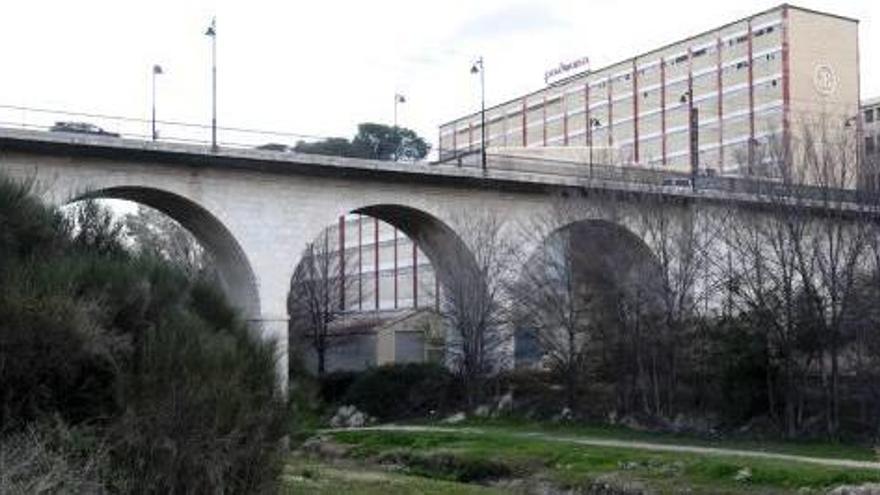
[521,215,662,290]
[514,217,664,365]
[285,203,482,373]
[72,186,261,319]
[351,203,477,291]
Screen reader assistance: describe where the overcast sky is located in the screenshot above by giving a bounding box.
[1,0,878,156]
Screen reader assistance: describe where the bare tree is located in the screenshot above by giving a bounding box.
[437,211,519,410]
[722,115,872,438]
[794,115,870,438]
[510,221,601,413]
[288,227,365,376]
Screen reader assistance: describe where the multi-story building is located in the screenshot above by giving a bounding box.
[296,214,444,372]
[439,4,860,181]
[864,97,880,188]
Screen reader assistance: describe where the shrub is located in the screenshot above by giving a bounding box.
[0,176,287,493]
[319,371,359,405]
[0,421,108,494]
[491,369,565,419]
[341,363,459,421]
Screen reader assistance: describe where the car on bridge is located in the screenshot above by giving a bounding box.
[255,143,290,152]
[661,177,693,190]
[50,121,120,138]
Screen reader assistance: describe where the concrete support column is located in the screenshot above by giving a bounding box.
[251,314,290,392]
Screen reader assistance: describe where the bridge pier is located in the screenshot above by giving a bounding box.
[251,315,290,392]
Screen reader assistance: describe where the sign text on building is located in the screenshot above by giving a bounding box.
[545,56,590,85]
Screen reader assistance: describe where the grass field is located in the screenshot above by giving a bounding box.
[449,417,878,461]
[282,455,502,494]
[300,427,880,494]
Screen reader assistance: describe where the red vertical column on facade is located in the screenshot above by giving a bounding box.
[632,59,640,164]
[584,83,591,146]
[781,7,791,157]
[661,58,667,165]
[747,18,756,169]
[412,243,418,309]
[468,122,474,151]
[522,98,528,147]
[435,276,440,311]
[687,47,695,171]
[717,36,724,172]
[338,216,345,311]
[563,91,569,146]
[607,77,614,150]
[358,215,363,311]
[452,125,457,154]
[393,228,398,309]
[374,218,380,311]
[542,95,548,146]
[503,110,509,146]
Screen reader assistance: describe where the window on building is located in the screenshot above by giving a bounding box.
[736,61,749,70]
[867,136,877,155]
[693,48,707,58]
[866,109,875,124]
[675,54,688,64]
[736,35,748,44]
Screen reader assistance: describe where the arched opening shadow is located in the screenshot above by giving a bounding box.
[514,219,663,366]
[72,186,261,318]
[353,204,478,293]
[286,204,478,374]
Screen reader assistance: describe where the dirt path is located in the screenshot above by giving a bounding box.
[334,425,880,470]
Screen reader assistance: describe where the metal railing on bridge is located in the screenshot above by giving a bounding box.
[0,103,328,150]
[435,147,880,206]
[2,103,878,207]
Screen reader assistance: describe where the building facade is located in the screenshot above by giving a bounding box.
[296,214,444,372]
[864,97,880,188]
[439,4,860,180]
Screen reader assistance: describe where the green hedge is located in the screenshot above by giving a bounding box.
[339,363,460,421]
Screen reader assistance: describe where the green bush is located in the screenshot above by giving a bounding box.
[492,369,565,418]
[0,176,287,493]
[341,363,459,421]
[319,370,359,405]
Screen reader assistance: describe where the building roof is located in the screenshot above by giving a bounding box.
[440,3,859,129]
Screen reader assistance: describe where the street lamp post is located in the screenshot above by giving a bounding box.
[845,114,864,189]
[151,65,163,141]
[588,117,601,179]
[394,93,405,128]
[681,90,699,191]
[470,57,486,171]
[205,17,217,151]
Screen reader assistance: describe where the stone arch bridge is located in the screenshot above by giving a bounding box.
[0,128,867,384]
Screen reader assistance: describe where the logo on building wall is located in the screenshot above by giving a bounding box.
[545,56,590,86]
[813,64,838,96]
